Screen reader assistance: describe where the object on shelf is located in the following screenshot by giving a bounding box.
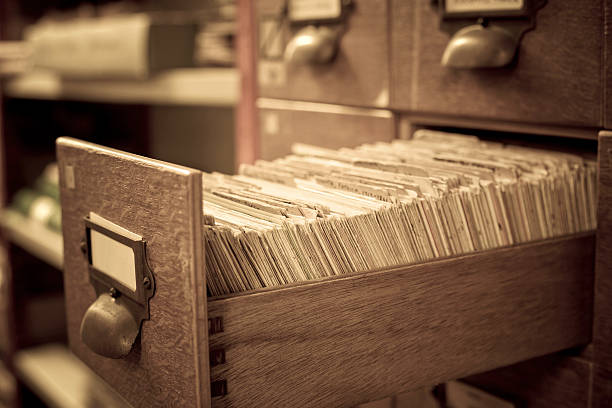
[1,162,63,268]
[202,129,597,295]
[10,162,61,233]
[3,68,239,106]
[0,42,30,76]
[24,13,197,79]
[195,21,236,66]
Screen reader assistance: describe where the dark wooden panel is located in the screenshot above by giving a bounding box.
[605,0,612,128]
[392,0,603,128]
[464,353,593,408]
[256,0,389,107]
[258,100,395,160]
[208,235,594,408]
[0,242,13,359]
[57,138,209,408]
[593,131,612,408]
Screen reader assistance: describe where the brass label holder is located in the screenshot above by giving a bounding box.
[80,216,156,359]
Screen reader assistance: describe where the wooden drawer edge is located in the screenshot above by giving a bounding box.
[207,234,594,408]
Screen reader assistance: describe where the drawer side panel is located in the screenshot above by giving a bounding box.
[208,235,594,408]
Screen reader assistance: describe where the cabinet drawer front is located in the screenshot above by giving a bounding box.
[57,138,208,408]
[258,99,395,160]
[392,0,603,127]
[256,0,389,107]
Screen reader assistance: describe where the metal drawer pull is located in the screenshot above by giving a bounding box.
[436,0,547,69]
[80,213,155,359]
[442,23,517,68]
[284,25,339,65]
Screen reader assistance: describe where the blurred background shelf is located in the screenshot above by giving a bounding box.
[3,68,239,106]
[0,210,62,270]
[14,344,130,408]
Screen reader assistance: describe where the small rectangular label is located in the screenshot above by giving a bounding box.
[64,165,75,189]
[445,0,524,13]
[288,0,342,22]
[89,212,142,292]
[258,60,286,87]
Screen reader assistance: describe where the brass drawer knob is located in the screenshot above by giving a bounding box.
[80,292,139,359]
[284,25,339,65]
[442,23,517,68]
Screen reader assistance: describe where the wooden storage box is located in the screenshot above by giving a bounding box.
[256,0,389,107]
[258,99,395,160]
[391,0,604,129]
[57,137,595,408]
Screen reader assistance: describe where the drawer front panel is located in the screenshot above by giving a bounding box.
[392,0,603,127]
[57,138,208,408]
[258,99,395,160]
[256,0,390,107]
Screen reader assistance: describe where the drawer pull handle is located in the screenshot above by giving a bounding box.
[442,23,517,68]
[437,0,547,69]
[80,292,140,359]
[80,215,156,359]
[284,25,339,65]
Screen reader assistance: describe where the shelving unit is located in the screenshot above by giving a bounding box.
[14,344,129,408]
[0,210,63,270]
[4,68,239,106]
[0,1,241,406]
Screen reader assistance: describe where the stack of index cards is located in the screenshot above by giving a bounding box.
[202,130,597,296]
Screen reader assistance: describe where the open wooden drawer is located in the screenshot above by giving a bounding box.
[56,137,595,408]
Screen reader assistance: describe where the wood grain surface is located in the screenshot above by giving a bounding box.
[57,138,209,408]
[0,89,15,369]
[464,353,593,408]
[605,0,612,128]
[391,0,603,128]
[256,0,389,107]
[593,131,612,408]
[258,100,395,160]
[208,234,594,408]
[0,243,12,359]
[402,113,600,141]
[235,0,259,167]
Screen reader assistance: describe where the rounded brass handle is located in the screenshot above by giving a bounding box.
[80,292,139,359]
[441,24,518,68]
[284,25,339,65]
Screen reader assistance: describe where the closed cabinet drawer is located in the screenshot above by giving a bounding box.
[58,137,596,408]
[258,99,395,160]
[256,0,389,107]
[391,0,603,128]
